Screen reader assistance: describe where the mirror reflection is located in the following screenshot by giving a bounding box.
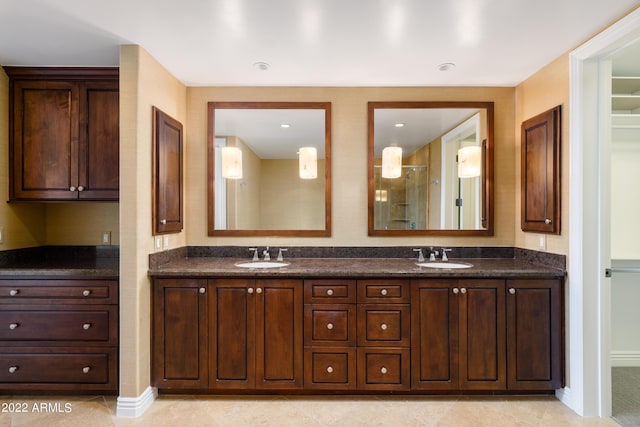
[207,102,331,236]
[368,102,493,236]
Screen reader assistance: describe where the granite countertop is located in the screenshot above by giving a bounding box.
[0,246,119,278]
[149,256,565,279]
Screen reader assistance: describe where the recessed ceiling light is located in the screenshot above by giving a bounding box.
[253,61,270,71]
[280,123,290,128]
[394,122,405,128]
[437,62,456,72]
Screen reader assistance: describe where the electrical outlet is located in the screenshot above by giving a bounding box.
[0,227,4,244]
[538,235,546,251]
[101,231,111,245]
[163,235,170,249]
[155,236,162,250]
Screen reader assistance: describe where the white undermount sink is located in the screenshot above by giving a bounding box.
[416,261,473,269]
[235,261,290,269]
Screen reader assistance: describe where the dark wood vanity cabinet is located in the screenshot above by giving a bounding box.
[152,275,563,394]
[411,279,506,391]
[0,278,119,393]
[6,67,119,201]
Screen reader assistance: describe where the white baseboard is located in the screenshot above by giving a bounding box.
[611,351,640,367]
[116,386,157,417]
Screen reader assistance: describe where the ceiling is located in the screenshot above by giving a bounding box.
[1,0,639,87]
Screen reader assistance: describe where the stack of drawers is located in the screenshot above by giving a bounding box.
[303,279,410,390]
[0,279,118,393]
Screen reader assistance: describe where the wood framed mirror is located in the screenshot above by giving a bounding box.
[207,101,331,236]
[368,101,493,236]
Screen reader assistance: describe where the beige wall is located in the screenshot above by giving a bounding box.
[187,86,515,248]
[119,45,187,398]
[514,55,570,256]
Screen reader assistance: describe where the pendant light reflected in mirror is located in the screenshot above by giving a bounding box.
[298,146,318,179]
[221,146,243,179]
[381,145,402,178]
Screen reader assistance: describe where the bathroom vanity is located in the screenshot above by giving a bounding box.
[149,248,565,395]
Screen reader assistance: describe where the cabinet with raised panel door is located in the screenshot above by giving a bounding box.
[5,67,119,201]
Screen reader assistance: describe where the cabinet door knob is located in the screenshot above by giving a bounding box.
[453,288,459,294]
[83,323,92,330]
[82,366,91,374]
[460,288,467,294]
[9,323,18,330]
[545,218,552,224]
[8,366,18,374]
[82,289,91,297]
[256,288,263,294]
[199,287,206,294]
[9,289,19,296]
[70,186,76,192]
[247,288,254,294]
[509,288,516,295]
[77,186,85,192]
[326,323,334,330]
[326,289,334,296]
[380,323,388,330]
[160,219,167,224]
[380,288,388,296]
[380,367,388,374]
[326,366,334,373]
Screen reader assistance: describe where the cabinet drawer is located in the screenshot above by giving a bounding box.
[304,348,356,389]
[357,304,410,347]
[304,305,356,346]
[357,348,410,390]
[0,350,112,384]
[0,305,116,344]
[304,280,355,304]
[0,280,118,304]
[357,280,409,303]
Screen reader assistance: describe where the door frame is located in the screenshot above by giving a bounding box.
[567,7,640,417]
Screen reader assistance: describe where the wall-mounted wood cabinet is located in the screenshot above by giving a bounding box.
[521,105,561,234]
[5,67,119,201]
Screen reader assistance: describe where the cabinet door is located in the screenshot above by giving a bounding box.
[507,279,564,390]
[152,279,208,389]
[411,280,459,390]
[79,81,119,200]
[11,80,79,200]
[458,279,506,390]
[255,279,303,389]
[209,279,256,389]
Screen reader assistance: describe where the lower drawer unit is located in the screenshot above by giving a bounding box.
[0,347,118,392]
[357,348,410,390]
[304,347,356,390]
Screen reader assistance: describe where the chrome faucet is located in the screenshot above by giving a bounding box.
[249,247,259,261]
[413,248,425,262]
[277,248,288,262]
[428,247,439,261]
[263,246,271,261]
[441,248,453,261]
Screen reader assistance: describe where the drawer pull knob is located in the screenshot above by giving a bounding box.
[82,366,91,374]
[326,366,334,373]
[83,323,92,330]
[70,186,76,192]
[453,288,459,294]
[82,290,91,297]
[78,186,85,192]
[256,288,263,294]
[326,323,334,330]
[326,289,334,296]
[380,289,388,296]
[8,366,18,374]
[199,287,206,294]
[380,323,388,331]
[247,288,254,294]
[9,289,19,296]
[9,323,18,330]
[380,367,387,374]
[509,288,516,295]
[460,288,467,294]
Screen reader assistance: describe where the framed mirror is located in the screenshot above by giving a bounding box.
[207,101,331,236]
[368,101,493,236]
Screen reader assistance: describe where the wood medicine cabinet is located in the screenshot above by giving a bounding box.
[521,105,561,234]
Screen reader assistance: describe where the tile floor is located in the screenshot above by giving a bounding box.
[0,395,622,427]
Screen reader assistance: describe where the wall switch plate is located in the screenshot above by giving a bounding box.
[538,235,547,250]
[101,231,111,245]
[0,227,4,244]
[163,235,169,249]
[155,236,162,250]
